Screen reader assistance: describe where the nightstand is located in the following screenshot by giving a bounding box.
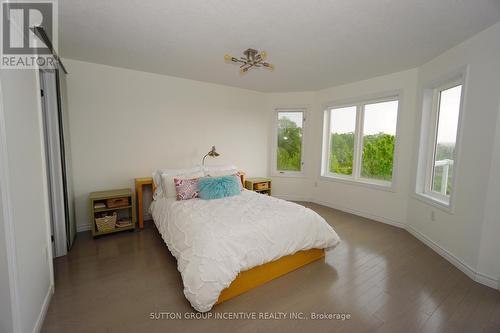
[89,188,136,237]
[245,177,272,196]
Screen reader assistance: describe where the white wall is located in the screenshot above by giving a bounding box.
[0,69,54,332]
[310,69,418,226]
[267,69,420,223]
[63,59,268,230]
[406,21,500,287]
[0,192,13,333]
[479,102,500,283]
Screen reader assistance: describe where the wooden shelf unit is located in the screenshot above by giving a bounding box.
[244,177,272,196]
[89,188,136,237]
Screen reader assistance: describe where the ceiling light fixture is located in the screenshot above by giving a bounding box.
[224,48,274,74]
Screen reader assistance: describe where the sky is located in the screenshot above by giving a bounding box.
[330,106,357,134]
[330,87,461,144]
[279,111,303,128]
[330,101,398,135]
[436,85,462,144]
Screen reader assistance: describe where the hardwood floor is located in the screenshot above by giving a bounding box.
[42,202,500,333]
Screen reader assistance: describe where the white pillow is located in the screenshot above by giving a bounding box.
[161,171,204,199]
[152,166,201,199]
[203,164,238,175]
[205,169,238,177]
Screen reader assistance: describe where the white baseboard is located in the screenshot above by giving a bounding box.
[76,224,91,232]
[406,225,499,289]
[308,199,498,290]
[33,284,53,333]
[405,225,476,280]
[312,199,406,229]
[476,272,499,290]
[273,194,312,202]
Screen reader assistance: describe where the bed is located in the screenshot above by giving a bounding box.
[136,172,340,312]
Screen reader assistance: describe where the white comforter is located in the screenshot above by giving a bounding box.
[150,190,340,312]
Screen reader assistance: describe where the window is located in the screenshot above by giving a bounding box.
[274,109,305,175]
[418,78,464,206]
[361,101,398,182]
[322,96,399,187]
[328,106,356,176]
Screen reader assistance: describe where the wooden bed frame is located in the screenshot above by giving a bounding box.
[134,174,326,305]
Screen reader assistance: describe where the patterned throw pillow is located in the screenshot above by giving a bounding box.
[174,177,200,200]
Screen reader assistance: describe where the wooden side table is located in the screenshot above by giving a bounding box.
[245,177,272,196]
[89,188,136,237]
[135,177,154,229]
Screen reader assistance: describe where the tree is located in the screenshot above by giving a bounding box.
[329,132,395,181]
[277,118,398,181]
[329,132,354,175]
[277,117,302,171]
[361,133,395,181]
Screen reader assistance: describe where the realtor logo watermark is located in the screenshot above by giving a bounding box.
[1,0,57,69]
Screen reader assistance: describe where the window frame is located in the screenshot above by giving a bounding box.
[272,108,307,177]
[321,93,402,190]
[416,73,466,211]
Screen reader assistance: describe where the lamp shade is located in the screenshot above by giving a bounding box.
[202,146,220,165]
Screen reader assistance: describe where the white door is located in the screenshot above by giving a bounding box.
[40,70,67,257]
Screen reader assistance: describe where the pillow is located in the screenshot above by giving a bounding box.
[202,164,238,174]
[205,169,238,177]
[162,171,204,199]
[174,177,200,200]
[152,166,201,199]
[198,175,241,200]
[204,169,244,191]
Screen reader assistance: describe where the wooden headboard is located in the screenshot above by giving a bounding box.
[134,172,246,229]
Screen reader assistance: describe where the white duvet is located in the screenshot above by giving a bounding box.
[150,190,340,312]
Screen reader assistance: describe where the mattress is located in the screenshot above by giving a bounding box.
[150,190,340,312]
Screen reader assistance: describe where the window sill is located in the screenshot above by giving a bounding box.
[271,171,306,179]
[413,192,453,214]
[319,175,395,192]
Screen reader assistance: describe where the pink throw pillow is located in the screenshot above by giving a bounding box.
[174,177,200,200]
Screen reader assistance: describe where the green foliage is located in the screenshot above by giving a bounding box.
[361,134,395,181]
[329,132,395,181]
[329,133,354,175]
[435,143,454,161]
[277,117,302,171]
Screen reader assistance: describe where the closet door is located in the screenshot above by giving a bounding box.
[41,70,66,256]
[56,70,77,249]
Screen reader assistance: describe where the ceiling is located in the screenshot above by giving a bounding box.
[59,0,500,92]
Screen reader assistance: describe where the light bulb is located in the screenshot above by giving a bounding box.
[240,67,248,75]
[260,51,267,60]
[263,63,274,70]
[224,54,232,62]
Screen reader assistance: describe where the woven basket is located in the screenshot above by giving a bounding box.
[254,182,269,191]
[95,213,117,232]
[106,197,129,208]
[116,219,133,228]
